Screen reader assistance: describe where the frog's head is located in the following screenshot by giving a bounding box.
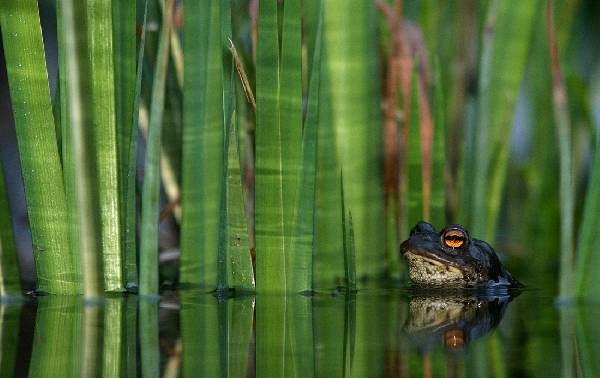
[400,221,510,286]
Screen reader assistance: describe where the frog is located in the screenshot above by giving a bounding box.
[400,221,521,287]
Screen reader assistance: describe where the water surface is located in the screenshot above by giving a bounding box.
[1,288,598,377]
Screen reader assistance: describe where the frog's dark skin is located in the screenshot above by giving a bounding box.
[400,221,520,287]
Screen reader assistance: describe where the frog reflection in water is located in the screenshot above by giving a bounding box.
[403,293,514,353]
[400,221,521,287]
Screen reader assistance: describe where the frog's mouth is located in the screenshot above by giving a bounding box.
[404,251,476,286]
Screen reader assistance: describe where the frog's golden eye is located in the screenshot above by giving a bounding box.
[443,229,467,249]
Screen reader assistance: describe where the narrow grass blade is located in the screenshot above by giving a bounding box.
[255,0,285,293]
[342,295,356,377]
[225,118,254,291]
[180,0,209,286]
[352,293,387,377]
[289,2,323,293]
[139,0,172,296]
[471,0,539,240]
[256,295,286,376]
[314,69,344,291]
[284,296,315,378]
[0,305,21,376]
[102,298,124,378]
[322,0,385,281]
[546,0,574,300]
[114,0,141,289]
[430,59,446,228]
[124,296,138,378]
[28,298,82,378]
[81,305,101,378]
[0,0,78,294]
[575,306,600,375]
[180,0,224,289]
[228,297,254,377]
[139,299,159,378]
[180,292,222,377]
[0,167,21,297]
[407,72,423,228]
[217,0,234,292]
[86,0,124,291]
[279,0,303,253]
[158,0,183,217]
[341,174,357,292]
[55,0,82,295]
[59,0,103,297]
[575,140,600,299]
[313,296,345,376]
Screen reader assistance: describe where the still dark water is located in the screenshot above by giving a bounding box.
[1,288,598,377]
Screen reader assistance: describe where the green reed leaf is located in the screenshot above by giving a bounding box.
[180,292,222,377]
[280,0,303,253]
[113,0,139,289]
[0,305,21,375]
[255,0,285,293]
[575,140,600,299]
[225,117,254,291]
[0,167,20,297]
[470,0,539,240]
[430,59,446,228]
[28,298,82,378]
[86,0,124,291]
[139,0,171,296]
[102,298,124,377]
[180,0,224,289]
[256,295,286,377]
[0,0,77,294]
[314,64,344,291]
[288,0,322,293]
[139,300,159,378]
[322,0,385,281]
[407,71,423,228]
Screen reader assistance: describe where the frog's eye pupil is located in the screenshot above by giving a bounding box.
[443,230,466,248]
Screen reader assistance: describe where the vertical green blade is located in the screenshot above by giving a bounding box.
[228,297,255,377]
[180,293,223,377]
[430,60,446,228]
[102,298,124,378]
[113,0,139,289]
[181,0,209,285]
[56,0,81,293]
[289,1,323,293]
[226,118,255,291]
[575,139,600,299]
[314,59,344,291]
[0,166,21,297]
[58,0,103,297]
[0,0,77,294]
[86,0,123,291]
[313,296,345,376]
[470,0,539,240]
[28,298,83,378]
[255,0,285,293]
[322,0,385,282]
[0,305,21,375]
[180,0,224,289]
[139,0,171,296]
[280,0,303,254]
[407,72,423,228]
[139,300,159,378]
[256,295,286,377]
[217,0,234,292]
